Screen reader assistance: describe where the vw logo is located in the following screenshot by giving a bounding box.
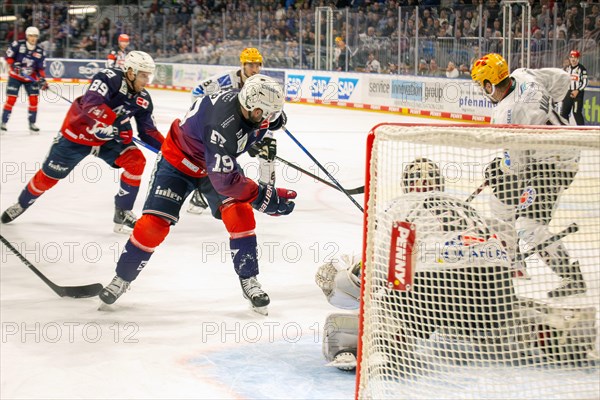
[49,61,65,78]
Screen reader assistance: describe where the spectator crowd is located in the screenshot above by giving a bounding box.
[1,0,599,78]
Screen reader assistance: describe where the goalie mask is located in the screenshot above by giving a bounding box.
[238,74,284,123]
[402,158,444,193]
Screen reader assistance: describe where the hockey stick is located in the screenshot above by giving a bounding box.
[0,235,103,298]
[283,127,364,213]
[466,181,487,202]
[132,138,365,196]
[275,155,365,195]
[516,223,579,262]
[21,73,74,105]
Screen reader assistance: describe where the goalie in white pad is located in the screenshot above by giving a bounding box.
[316,254,361,370]
[317,158,597,371]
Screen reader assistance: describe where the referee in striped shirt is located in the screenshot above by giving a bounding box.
[561,50,588,125]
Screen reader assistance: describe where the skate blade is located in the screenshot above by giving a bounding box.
[29,130,40,135]
[186,205,206,214]
[251,305,269,316]
[113,223,134,234]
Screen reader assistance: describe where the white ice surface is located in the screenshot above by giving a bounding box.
[0,84,435,399]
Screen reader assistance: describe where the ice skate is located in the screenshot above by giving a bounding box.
[547,277,587,298]
[187,189,208,214]
[29,123,40,135]
[113,207,137,234]
[1,203,26,224]
[99,275,130,305]
[240,276,270,315]
[0,122,7,133]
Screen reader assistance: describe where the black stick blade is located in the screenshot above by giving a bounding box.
[58,283,104,298]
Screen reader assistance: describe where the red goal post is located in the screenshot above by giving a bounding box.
[356,123,600,400]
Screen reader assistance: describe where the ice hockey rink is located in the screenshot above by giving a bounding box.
[1,84,598,399]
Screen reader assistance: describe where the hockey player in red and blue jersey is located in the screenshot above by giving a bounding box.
[1,51,164,234]
[99,74,294,315]
[1,26,48,134]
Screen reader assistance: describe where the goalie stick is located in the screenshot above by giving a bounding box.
[0,235,103,298]
[131,138,366,196]
[515,222,579,262]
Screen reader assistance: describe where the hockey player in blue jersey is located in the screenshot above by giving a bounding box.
[99,74,294,315]
[1,51,164,233]
[187,47,266,214]
[1,26,48,134]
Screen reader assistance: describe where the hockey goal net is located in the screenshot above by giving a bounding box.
[356,123,599,400]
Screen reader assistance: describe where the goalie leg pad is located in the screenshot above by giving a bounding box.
[517,300,598,363]
[323,313,359,369]
[316,254,362,310]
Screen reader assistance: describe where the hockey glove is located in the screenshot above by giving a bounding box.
[251,183,296,216]
[485,157,521,207]
[248,137,277,161]
[114,114,133,144]
[11,62,21,76]
[267,110,287,131]
[38,77,49,90]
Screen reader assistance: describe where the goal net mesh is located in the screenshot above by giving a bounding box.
[357,124,599,399]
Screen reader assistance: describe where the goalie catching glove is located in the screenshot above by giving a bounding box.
[251,183,296,216]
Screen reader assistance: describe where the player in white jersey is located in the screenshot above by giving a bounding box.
[471,53,586,298]
[187,48,282,214]
[316,158,597,371]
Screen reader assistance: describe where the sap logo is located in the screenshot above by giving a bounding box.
[78,62,103,79]
[286,75,305,96]
[49,61,65,78]
[310,76,330,98]
[338,78,358,100]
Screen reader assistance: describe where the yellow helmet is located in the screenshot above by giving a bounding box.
[240,48,263,65]
[471,53,509,86]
